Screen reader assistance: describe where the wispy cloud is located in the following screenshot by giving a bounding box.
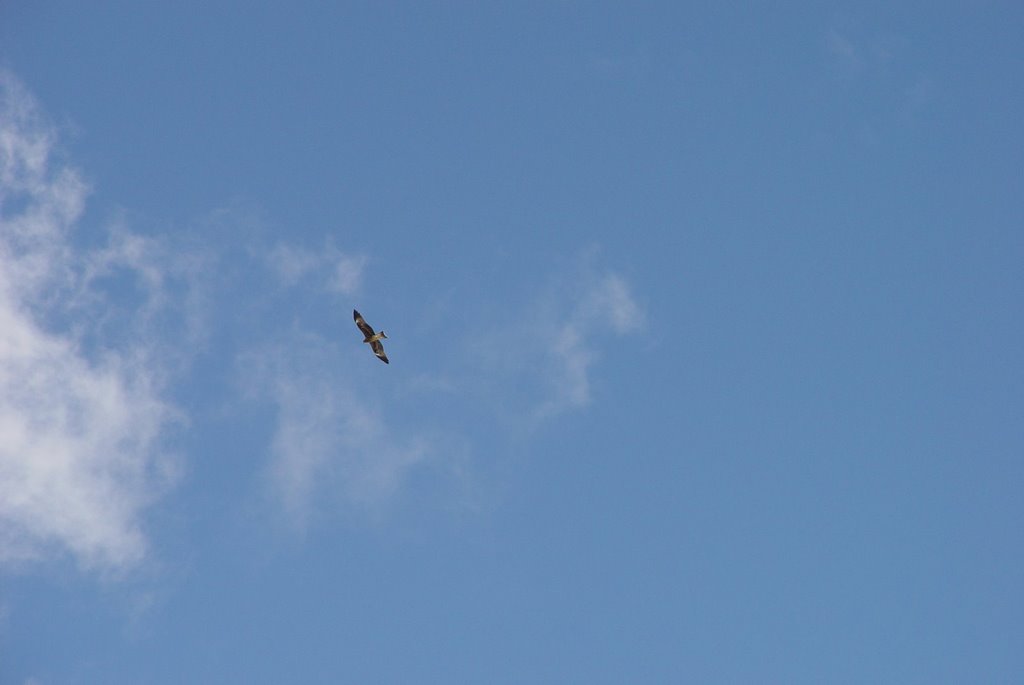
[535,271,643,419]
[266,241,366,295]
[240,332,427,528]
[0,71,181,575]
[2,72,391,545]
[823,22,936,142]
[1,70,647,563]
[466,255,644,424]
[244,255,644,522]
[825,24,899,74]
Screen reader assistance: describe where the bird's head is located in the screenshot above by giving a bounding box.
[380,331,388,339]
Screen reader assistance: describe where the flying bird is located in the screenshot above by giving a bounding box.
[353,309,389,364]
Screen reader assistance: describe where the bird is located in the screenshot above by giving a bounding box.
[353,309,389,364]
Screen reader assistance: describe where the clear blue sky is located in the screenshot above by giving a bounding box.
[2,3,1022,683]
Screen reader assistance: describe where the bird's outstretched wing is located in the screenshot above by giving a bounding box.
[353,309,375,338]
[370,340,389,364]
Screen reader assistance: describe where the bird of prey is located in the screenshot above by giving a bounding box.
[353,309,389,364]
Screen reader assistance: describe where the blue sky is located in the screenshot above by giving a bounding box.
[1,2,1022,683]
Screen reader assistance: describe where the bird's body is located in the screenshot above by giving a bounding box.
[353,309,389,363]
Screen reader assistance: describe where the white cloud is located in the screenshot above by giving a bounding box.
[534,271,644,419]
[0,313,176,571]
[467,258,644,423]
[266,243,320,286]
[267,242,365,295]
[241,333,426,527]
[0,70,180,574]
[327,252,366,296]
[1,69,647,562]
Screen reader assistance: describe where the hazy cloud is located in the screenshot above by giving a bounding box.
[825,20,906,79]
[267,242,366,295]
[0,70,180,574]
[468,258,644,424]
[241,333,427,527]
[534,270,643,419]
[0,69,646,561]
